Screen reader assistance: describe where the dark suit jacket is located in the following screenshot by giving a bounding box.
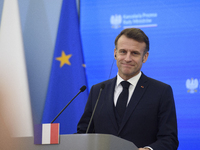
[77,73,179,150]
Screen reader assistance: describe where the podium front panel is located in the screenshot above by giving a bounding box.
[13,134,138,150]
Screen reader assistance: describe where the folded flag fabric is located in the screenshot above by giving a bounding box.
[42,0,88,134]
[34,123,59,145]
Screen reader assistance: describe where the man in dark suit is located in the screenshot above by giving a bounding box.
[77,28,179,150]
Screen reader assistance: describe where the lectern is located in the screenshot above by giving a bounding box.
[13,134,138,150]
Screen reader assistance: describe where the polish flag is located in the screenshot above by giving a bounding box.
[0,0,33,137]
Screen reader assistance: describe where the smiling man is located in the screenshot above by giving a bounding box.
[114,33,149,80]
[77,28,179,150]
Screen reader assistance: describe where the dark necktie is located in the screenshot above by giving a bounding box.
[116,81,130,118]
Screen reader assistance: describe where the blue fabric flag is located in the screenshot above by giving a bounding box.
[42,0,88,134]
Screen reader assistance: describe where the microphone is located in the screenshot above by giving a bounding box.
[51,85,86,123]
[86,83,105,133]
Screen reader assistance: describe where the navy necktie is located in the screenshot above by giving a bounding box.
[116,81,130,118]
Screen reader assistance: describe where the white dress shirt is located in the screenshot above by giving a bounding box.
[114,71,141,106]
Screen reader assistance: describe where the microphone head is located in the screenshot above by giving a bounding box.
[101,83,105,89]
[80,85,86,92]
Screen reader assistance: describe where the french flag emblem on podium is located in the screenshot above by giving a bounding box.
[34,123,60,144]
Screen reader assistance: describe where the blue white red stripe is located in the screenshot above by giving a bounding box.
[34,123,59,144]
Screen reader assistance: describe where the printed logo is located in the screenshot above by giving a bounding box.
[186,78,198,93]
[110,14,122,29]
[110,13,158,29]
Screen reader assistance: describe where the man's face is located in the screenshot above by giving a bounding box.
[114,35,149,80]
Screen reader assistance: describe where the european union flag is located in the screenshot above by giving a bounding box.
[42,0,88,134]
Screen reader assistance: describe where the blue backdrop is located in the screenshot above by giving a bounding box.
[80,0,200,149]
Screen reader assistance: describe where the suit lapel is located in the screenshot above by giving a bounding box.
[118,73,149,133]
[105,77,119,131]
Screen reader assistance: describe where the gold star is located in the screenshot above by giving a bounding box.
[56,51,72,67]
[82,64,86,68]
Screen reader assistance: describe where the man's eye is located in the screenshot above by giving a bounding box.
[132,52,139,55]
[120,50,126,53]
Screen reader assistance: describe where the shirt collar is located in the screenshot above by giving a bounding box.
[116,72,142,87]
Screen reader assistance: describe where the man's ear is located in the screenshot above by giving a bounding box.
[114,48,117,59]
[142,52,149,63]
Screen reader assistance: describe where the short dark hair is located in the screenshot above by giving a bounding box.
[114,28,149,53]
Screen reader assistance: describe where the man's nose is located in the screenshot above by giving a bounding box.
[124,52,132,61]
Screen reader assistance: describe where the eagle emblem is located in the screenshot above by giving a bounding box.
[186,78,198,93]
[110,14,122,29]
